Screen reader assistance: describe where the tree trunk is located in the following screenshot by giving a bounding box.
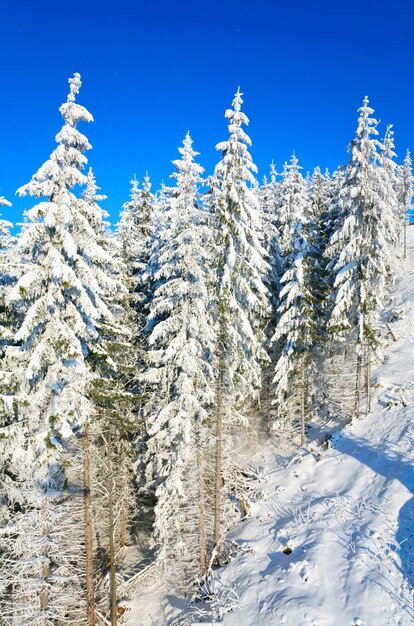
[83,427,96,626]
[107,435,117,626]
[252,401,259,446]
[119,500,126,552]
[353,354,361,419]
[404,212,407,260]
[300,358,306,447]
[196,439,207,577]
[213,321,225,549]
[365,344,371,415]
[265,368,272,436]
[40,499,49,612]
[118,459,127,553]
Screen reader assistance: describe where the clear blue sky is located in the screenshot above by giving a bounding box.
[1,0,413,226]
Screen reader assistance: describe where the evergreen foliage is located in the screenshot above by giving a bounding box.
[0,76,410,619]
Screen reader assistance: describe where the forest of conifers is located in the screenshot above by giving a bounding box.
[0,73,411,625]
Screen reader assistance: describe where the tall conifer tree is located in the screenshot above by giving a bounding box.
[0,73,119,626]
[208,89,269,547]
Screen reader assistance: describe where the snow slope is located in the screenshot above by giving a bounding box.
[126,228,414,626]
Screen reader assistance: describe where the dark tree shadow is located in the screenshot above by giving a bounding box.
[333,431,414,590]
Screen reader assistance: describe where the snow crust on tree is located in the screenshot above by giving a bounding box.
[11,73,116,440]
[271,154,315,408]
[117,173,154,277]
[209,88,270,413]
[0,73,120,625]
[142,133,215,585]
[397,149,413,239]
[327,97,397,351]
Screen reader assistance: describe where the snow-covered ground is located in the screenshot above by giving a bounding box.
[126,227,414,626]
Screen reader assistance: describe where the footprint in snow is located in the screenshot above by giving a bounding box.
[300,561,311,582]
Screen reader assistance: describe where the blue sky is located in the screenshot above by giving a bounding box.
[1,0,413,226]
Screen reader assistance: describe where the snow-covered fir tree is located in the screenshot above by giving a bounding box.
[271,154,316,444]
[377,125,399,266]
[397,149,413,258]
[88,296,137,623]
[0,73,119,626]
[0,196,16,347]
[142,133,215,586]
[258,165,283,432]
[117,173,154,280]
[0,195,18,434]
[327,97,397,417]
[207,89,269,547]
[277,154,310,257]
[260,162,282,305]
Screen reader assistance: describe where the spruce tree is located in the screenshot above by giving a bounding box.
[271,154,315,444]
[208,89,269,548]
[397,149,413,258]
[328,97,396,417]
[143,133,214,586]
[0,73,119,626]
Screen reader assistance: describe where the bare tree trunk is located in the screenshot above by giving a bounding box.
[365,344,371,415]
[83,427,96,626]
[213,322,225,549]
[300,358,306,447]
[252,401,259,446]
[118,460,127,553]
[119,501,126,552]
[353,354,361,419]
[40,499,49,612]
[108,435,117,626]
[265,369,272,436]
[404,213,407,260]
[196,440,207,577]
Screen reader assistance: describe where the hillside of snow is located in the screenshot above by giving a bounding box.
[125,226,414,625]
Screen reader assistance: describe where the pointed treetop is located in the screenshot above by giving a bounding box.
[232,86,243,111]
[358,95,375,120]
[223,87,249,128]
[171,133,204,182]
[182,131,194,151]
[404,148,412,171]
[67,72,82,103]
[82,167,107,203]
[290,151,300,169]
[175,131,200,163]
[59,72,93,128]
[270,161,278,184]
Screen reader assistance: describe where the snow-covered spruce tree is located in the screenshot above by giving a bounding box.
[307,167,333,319]
[258,165,283,433]
[260,163,282,308]
[277,154,310,257]
[117,174,156,388]
[0,195,19,485]
[0,196,16,350]
[327,97,397,418]
[141,134,215,589]
[88,305,137,624]
[0,73,118,626]
[311,167,357,422]
[207,89,269,550]
[76,168,138,624]
[377,125,399,267]
[117,173,154,284]
[397,149,413,259]
[271,154,316,445]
